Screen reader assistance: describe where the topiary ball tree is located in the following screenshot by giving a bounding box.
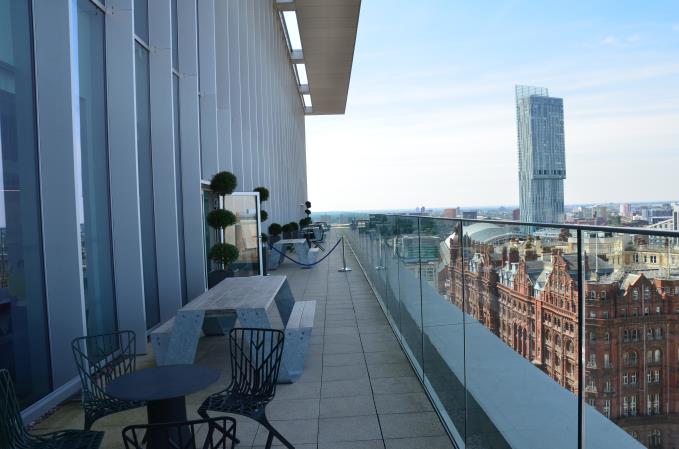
[207,209,237,229]
[304,209,311,216]
[260,210,268,222]
[210,171,237,195]
[253,187,269,202]
[281,223,293,233]
[260,233,269,243]
[289,222,299,232]
[268,223,282,236]
[305,201,311,209]
[209,243,239,269]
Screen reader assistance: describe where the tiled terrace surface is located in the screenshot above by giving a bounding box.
[31,232,453,449]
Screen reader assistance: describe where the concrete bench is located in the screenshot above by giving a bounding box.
[151,317,175,366]
[150,276,315,383]
[281,300,316,382]
[305,248,321,268]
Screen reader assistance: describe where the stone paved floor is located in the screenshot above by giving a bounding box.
[32,231,453,449]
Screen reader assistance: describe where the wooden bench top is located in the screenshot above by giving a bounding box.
[286,300,316,330]
[274,239,308,245]
[182,275,288,313]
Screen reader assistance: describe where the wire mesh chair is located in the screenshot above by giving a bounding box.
[71,331,145,430]
[122,416,236,449]
[0,369,103,449]
[197,328,292,449]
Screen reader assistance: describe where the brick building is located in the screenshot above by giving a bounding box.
[446,232,679,449]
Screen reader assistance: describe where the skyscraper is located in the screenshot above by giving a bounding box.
[515,85,566,224]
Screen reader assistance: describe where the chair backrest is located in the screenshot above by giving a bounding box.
[71,331,137,401]
[229,328,285,400]
[0,369,29,448]
[122,416,235,449]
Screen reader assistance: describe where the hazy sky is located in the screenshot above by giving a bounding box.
[305,0,679,212]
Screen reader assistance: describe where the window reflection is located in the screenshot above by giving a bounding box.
[76,0,117,337]
[135,41,160,327]
[0,0,51,407]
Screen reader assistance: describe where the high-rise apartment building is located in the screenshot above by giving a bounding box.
[516,85,566,224]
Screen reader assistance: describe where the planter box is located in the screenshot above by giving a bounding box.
[207,269,234,289]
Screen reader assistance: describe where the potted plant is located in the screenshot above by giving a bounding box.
[207,171,239,287]
[268,223,282,244]
[281,223,293,239]
[253,186,270,202]
[299,217,311,228]
[288,221,299,238]
[260,232,271,275]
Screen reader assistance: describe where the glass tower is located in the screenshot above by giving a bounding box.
[515,85,566,224]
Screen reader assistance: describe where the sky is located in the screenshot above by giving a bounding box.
[305,0,679,212]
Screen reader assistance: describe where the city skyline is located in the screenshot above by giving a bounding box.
[306,0,679,212]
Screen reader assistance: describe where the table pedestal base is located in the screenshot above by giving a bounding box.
[146,397,193,449]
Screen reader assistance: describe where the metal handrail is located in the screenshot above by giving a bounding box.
[383,213,679,238]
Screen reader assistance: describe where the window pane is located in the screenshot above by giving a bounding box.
[133,0,148,42]
[0,0,51,407]
[221,195,261,277]
[76,0,117,337]
[134,42,159,327]
[173,75,186,303]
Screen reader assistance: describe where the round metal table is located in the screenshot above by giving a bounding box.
[107,364,220,449]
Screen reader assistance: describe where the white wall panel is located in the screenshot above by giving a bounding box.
[177,0,207,298]
[148,0,182,322]
[105,0,147,353]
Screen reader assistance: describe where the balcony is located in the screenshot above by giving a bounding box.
[345,215,679,449]
[28,233,452,449]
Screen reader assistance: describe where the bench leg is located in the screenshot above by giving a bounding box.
[163,310,205,365]
[281,327,312,382]
[151,333,171,366]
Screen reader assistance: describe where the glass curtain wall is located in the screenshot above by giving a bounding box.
[134,0,160,327]
[171,0,187,304]
[0,0,51,407]
[75,0,117,337]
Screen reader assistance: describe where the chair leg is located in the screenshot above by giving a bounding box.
[84,413,94,431]
[264,431,275,449]
[258,414,295,449]
[200,407,241,445]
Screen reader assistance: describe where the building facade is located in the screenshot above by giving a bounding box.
[446,232,679,449]
[0,0,358,420]
[515,85,566,225]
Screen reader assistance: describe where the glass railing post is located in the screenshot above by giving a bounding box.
[418,216,423,382]
[460,219,469,446]
[577,228,585,449]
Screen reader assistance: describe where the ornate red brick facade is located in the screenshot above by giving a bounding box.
[446,234,679,449]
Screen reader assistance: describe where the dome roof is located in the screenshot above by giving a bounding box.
[444,222,522,248]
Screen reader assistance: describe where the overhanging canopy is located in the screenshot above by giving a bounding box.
[293,0,361,115]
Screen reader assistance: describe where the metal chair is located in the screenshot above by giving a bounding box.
[198,328,293,449]
[71,331,145,430]
[122,416,236,449]
[0,369,103,449]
